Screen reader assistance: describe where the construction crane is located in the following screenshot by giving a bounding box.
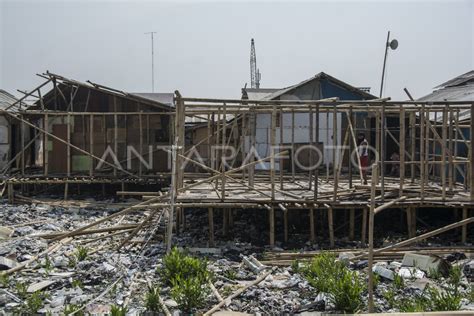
[250,38,261,89]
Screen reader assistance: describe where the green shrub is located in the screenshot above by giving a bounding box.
[331,269,365,313]
[300,252,365,313]
[170,275,210,312]
[161,247,210,285]
[397,293,430,312]
[161,247,211,312]
[110,304,128,316]
[145,286,162,313]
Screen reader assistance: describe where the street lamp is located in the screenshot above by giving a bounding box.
[379,31,398,98]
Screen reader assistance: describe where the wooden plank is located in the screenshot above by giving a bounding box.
[309,207,315,243]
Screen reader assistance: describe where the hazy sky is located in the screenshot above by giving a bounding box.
[1,0,472,100]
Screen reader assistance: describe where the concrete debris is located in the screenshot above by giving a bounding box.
[372,265,395,280]
[402,253,450,276]
[398,267,426,279]
[27,280,56,293]
[0,256,19,270]
[0,226,13,240]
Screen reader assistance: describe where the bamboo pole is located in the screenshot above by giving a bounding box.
[208,207,214,247]
[309,207,315,243]
[461,207,468,244]
[368,163,377,313]
[399,107,405,196]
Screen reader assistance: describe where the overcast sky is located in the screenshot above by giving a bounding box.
[0,0,472,100]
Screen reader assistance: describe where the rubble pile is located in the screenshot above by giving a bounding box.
[0,202,472,315]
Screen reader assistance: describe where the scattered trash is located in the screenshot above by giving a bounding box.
[372,265,395,280]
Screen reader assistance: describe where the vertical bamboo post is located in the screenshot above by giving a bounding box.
[283,209,288,243]
[279,109,284,190]
[208,207,214,247]
[380,103,386,201]
[448,109,454,191]
[349,106,353,188]
[139,112,143,177]
[89,114,94,176]
[406,207,413,238]
[410,111,416,183]
[269,206,275,247]
[325,204,335,248]
[44,114,49,176]
[375,111,380,184]
[399,107,405,196]
[420,105,425,200]
[291,109,295,182]
[215,106,221,190]
[113,112,118,177]
[249,108,256,187]
[21,116,25,176]
[270,105,276,201]
[65,113,71,200]
[314,104,320,201]
[309,105,314,190]
[470,103,474,200]
[425,107,430,193]
[349,208,355,240]
[309,207,315,243]
[221,103,227,200]
[441,105,448,199]
[333,107,338,202]
[368,163,377,313]
[361,207,368,245]
[461,207,468,244]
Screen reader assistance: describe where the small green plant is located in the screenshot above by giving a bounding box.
[426,285,462,311]
[300,252,365,313]
[145,286,162,313]
[24,292,45,314]
[397,293,430,312]
[223,269,237,280]
[383,288,396,308]
[393,273,404,290]
[15,281,28,299]
[75,246,88,262]
[110,304,128,316]
[63,303,84,315]
[71,279,83,289]
[0,274,9,288]
[43,255,53,273]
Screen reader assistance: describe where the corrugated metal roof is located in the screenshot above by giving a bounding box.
[434,70,474,89]
[243,72,377,101]
[131,93,175,107]
[0,89,21,112]
[242,88,280,101]
[417,84,474,102]
[417,84,474,122]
